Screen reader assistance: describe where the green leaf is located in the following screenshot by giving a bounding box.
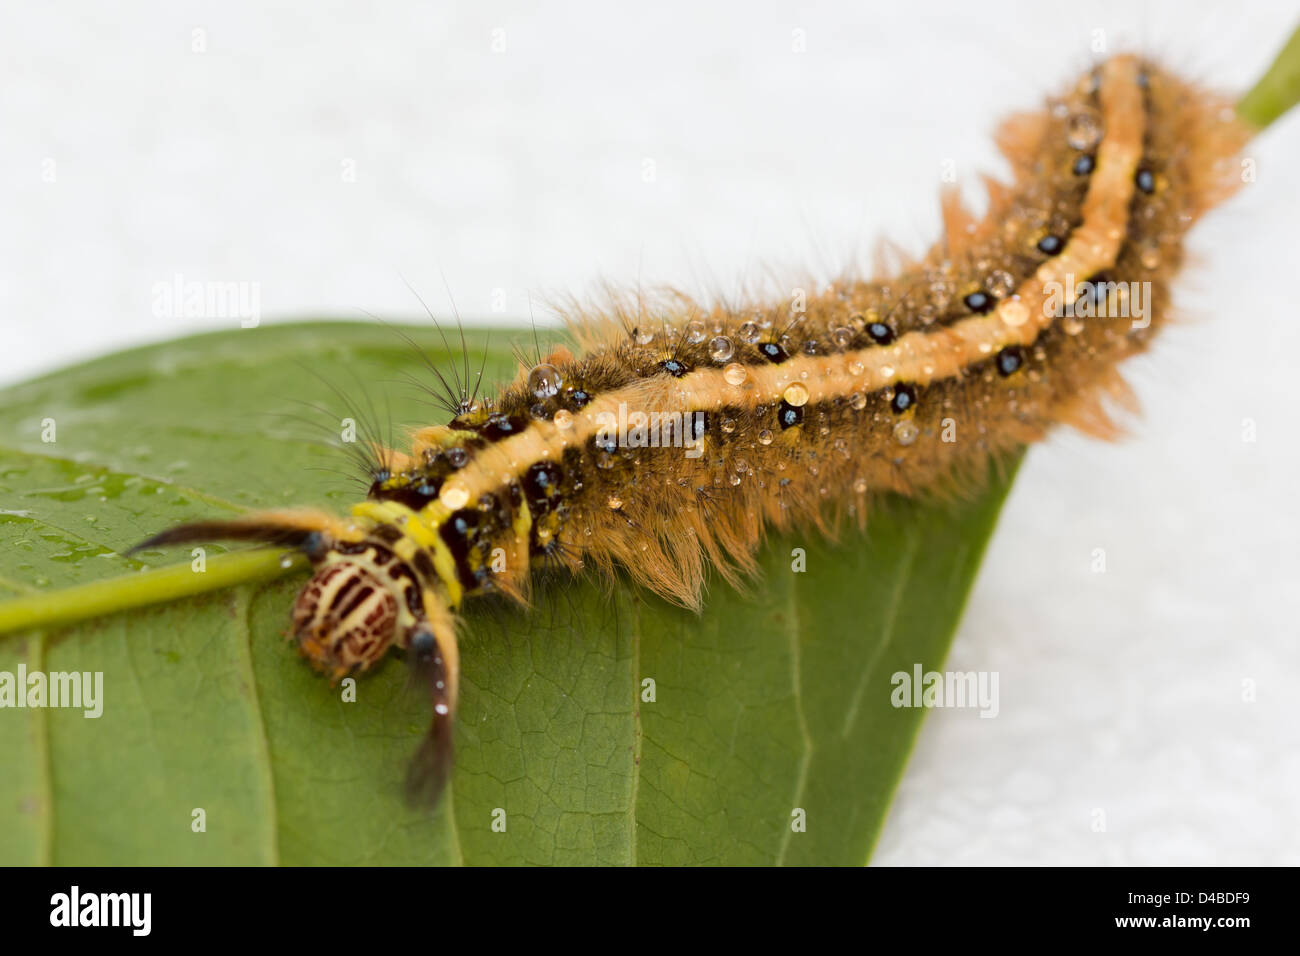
[0,321,1019,865]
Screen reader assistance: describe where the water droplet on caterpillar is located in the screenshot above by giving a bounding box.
[721,417,737,434]
[723,363,747,386]
[709,336,734,362]
[1066,109,1104,150]
[528,363,562,400]
[738,322,760,343]
[686,319,708,344]
[893,421,919,445]
[1001,298,1030,328]
[985,270,1017,298]
[439,481,470,509]
[831,327,853,348]
[553,409,574,430]
[782,383,809,407]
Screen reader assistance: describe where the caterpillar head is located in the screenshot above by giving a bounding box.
[128,511,460,806]
[290,543,460,804]
[290,546,460,804]
[290,556,401,678]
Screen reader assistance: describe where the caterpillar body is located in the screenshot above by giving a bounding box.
[131,55,1252,804]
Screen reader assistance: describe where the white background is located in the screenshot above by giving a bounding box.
[3,1,1297,864]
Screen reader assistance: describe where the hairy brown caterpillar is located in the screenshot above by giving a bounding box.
[130,55,1252,804]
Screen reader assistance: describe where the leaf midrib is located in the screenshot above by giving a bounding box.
[628,593,643,867]
[774,564,812,867]
[238,585,280,866]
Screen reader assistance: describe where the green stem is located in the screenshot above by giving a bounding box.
[1238,24,1300,131]
[0,550,307,636]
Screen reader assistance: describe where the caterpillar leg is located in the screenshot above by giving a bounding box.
[403,605,461,808]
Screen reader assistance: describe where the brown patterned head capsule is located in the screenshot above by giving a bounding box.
[291,560,399,679]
